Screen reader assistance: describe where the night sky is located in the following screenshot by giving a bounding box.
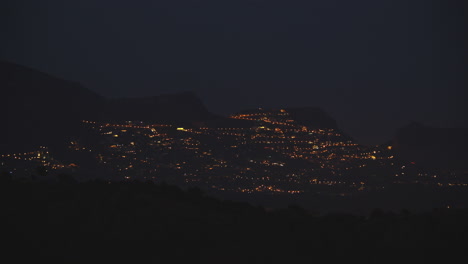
[1,0,466,145]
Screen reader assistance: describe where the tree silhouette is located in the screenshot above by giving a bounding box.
[35,165,48,177]
[57,173,77,184]
[0,170,12,184]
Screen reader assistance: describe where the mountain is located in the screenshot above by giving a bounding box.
[0,60,105,153]
[393,122,468,170]
[103,91,218,124]
[284,107,339,129]
[235,107,340,130]
[0,61,348,156]
[0,62,220,153]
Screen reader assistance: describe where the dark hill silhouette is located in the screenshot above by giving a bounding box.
[393,121,468,170]
[285,107,338,129]
[2,179,467,262]
[0,60,105,153]
[237,107,339,129]
[202,106,342,130]
[1,61,348,155]
[103,91,218,124]
[0,62,232,154]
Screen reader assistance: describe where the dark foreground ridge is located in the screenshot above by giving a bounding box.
[2,179,467,263]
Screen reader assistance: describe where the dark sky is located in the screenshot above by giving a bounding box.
[1,0,466,145]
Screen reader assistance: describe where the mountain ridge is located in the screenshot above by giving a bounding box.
[1,61,345,153]
[393,121,468,170]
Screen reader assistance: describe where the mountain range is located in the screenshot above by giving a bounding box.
[394,121,468,170]
[1,60,466,170]
[0,61,339,150]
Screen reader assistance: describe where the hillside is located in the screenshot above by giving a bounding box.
[393,122,468,170]
[0,61,104,153]
[2,179,466,262]
[103,91,218,124]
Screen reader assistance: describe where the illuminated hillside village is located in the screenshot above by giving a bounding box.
[1,108,465,194]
